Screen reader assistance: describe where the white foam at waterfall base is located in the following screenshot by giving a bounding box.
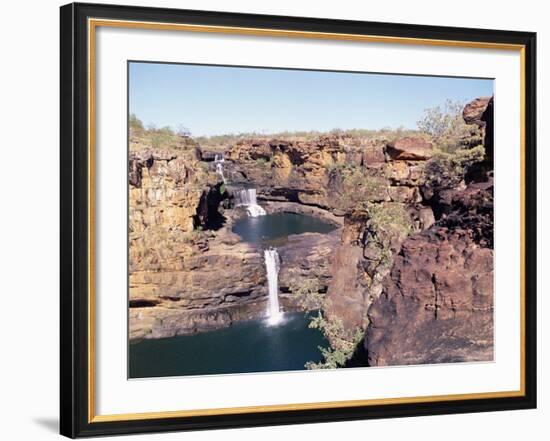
[264,248,283,325]
[245,204,266,217]
[236,188,266,217]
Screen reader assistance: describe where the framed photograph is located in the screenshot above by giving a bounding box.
[60,2,537,438]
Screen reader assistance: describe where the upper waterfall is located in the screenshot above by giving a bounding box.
[215,162,225,183]
[214,154,226,183]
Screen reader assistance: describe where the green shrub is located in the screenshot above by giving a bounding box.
[290,278,364,370]
[367,202,412,235]
[335,166,389,211]
[255,157,270,166]
[306,314,364,370]
[423,144,486,189]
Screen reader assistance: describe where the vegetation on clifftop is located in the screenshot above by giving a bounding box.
[130,114,199,154]
[417,99,483,152]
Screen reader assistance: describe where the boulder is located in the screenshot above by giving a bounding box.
[385,137,433,161]
[462,96,491,127]
[418,207,436,230]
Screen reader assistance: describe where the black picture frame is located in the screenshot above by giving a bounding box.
[60,2,537,438]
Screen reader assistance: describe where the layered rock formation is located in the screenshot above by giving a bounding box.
[225,135,428,210]
[129,231,268,339]
[128,146,269,339]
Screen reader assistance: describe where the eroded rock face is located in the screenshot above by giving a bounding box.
[226,135,431,211]
[129,150,214,234]
[320,204,419,340]
[366,228,493,366]
[437,178,494,247]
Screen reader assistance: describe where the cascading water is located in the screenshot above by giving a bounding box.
[214,154,226,183]
[264,248,283,325]
[235,188,266,217]
[215,162,226,183]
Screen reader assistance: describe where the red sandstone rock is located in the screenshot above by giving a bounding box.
[385,137,433,161]
[366,228,494,366]
[463,96,494,167]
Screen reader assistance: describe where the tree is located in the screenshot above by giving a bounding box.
[417,99,482,153]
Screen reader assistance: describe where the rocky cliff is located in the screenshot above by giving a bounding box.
[128,139,341,340]
[225,135,427,211]
[365,97,494,366]
[128,140,270,340]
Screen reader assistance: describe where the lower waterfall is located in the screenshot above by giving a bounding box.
[264,248,283,325]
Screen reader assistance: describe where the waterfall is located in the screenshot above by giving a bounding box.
[235,188,266,217]
[215,162,225,183]
[264,248,283,325]
[214,154,226,183]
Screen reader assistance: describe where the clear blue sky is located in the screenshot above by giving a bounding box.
[129,62,493,137]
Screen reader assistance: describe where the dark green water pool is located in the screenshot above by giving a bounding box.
[232,212,336,244]
[129,312,327,378]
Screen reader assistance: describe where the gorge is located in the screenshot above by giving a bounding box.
[129,96,494,376]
